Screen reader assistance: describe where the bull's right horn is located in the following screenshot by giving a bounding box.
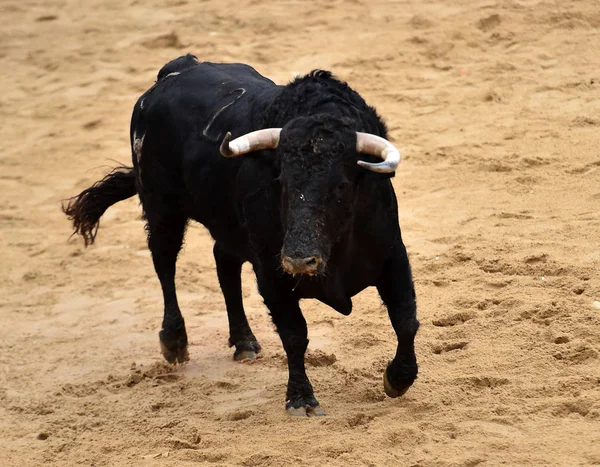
[220,128,282,157]
[356,132,401,173]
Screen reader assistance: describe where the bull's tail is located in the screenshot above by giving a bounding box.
[62,166,137,246]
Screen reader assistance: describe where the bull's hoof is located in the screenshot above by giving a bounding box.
[159,329,189,364]
[383,365,416,398]
[285,395,324,417]
[286,405,326,417]
[230,338,262,362]
[234,348,262,362]
[160,340,189,364]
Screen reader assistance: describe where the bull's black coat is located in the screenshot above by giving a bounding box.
[64,54,419,414]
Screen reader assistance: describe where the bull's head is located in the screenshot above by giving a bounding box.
[220,115,400,276]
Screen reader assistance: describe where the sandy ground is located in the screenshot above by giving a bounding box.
[2,0,600,465]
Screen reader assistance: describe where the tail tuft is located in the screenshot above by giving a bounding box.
[62,166,137,246]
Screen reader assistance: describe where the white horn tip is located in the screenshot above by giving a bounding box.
[229,137,251,154]
[357,160,397,173]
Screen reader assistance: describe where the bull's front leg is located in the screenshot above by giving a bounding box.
[256,274,324,417]
[376,239,419,398]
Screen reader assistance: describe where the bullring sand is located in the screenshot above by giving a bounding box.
[1,0,600,465]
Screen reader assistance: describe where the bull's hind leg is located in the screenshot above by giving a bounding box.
[376,239,419,398]
[145,205,189,364]
[213,243,261,361]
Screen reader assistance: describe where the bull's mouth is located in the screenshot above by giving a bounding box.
[281,255,325,276]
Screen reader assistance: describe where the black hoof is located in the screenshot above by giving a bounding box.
[383,363,417,398]
[285,396,323,417]
[230,337,262,362]
[159,329,189,364]
[286,405,326,417]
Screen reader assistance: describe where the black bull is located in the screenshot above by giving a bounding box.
[63,54,419,416]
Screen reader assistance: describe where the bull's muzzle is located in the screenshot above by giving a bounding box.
[281,255,324,276]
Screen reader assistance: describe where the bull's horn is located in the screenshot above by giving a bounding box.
[356,132,401,173]
[220,128,282,157]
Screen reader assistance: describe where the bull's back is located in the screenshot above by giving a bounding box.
[130,58,279,259]
[132,59,276,141]
[130,57,277,188]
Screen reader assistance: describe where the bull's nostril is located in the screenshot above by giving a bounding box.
[282,255,323,274]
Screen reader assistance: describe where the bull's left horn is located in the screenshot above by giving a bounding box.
[356,132,401,173]
[220,128,282,157]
